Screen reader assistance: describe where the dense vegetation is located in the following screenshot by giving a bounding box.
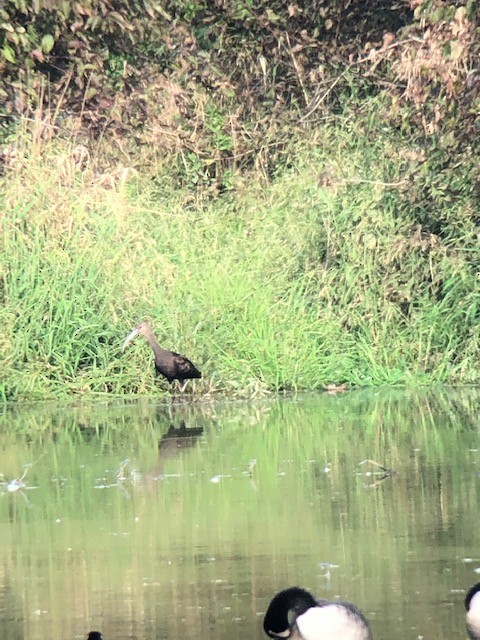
[0,1,479,401]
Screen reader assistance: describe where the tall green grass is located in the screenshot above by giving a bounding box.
[1,103,478,401]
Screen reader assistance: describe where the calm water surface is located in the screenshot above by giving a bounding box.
[0,388,479,640]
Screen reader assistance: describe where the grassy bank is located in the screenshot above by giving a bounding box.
[1,102,478,402]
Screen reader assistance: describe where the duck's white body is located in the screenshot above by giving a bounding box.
[263,587,372,640]
[296,603,371,640]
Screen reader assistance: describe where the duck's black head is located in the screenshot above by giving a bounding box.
[87,632,103,640]
[466,582,480,640]
[466,583,480,611]
[263,587,317,638]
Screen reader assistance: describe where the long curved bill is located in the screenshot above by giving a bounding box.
[122,327,140,352]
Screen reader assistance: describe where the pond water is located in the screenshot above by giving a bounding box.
[0,388,479,640]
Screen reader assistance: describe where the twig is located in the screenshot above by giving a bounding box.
[284,32,310,107]
[300,37,425,122]
[358,459,395,475]
[341,178,408,187]
[300,63,354,122]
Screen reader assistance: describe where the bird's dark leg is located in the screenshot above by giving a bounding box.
[167,381,176,402]
[168,379,185,401]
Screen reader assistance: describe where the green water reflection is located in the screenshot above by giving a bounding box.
[0,388,479,640]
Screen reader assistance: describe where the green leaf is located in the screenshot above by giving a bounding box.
[41,34,55,54]
[3,44,15,63]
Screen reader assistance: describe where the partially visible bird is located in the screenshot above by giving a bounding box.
[122,321,201,392]
[466,582,480,639]
[87,633,103,640]
[263,586,373,640]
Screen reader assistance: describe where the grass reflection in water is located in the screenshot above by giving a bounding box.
[0,388,478,640]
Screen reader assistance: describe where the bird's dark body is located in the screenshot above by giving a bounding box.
[153,347,201,385]
[122,321,201,390]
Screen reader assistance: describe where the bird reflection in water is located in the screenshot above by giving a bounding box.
[154,419,204,479]
[94,419,205,497]
[158,420,204,455]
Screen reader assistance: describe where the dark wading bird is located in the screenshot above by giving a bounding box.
[263,587,373,640]
[466,582,480,640]
[122,321,201,392]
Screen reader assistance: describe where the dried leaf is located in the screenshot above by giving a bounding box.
[70,20,84,33]
[30,48,45,61]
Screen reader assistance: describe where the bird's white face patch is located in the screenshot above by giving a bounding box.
[297,605,368,640]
